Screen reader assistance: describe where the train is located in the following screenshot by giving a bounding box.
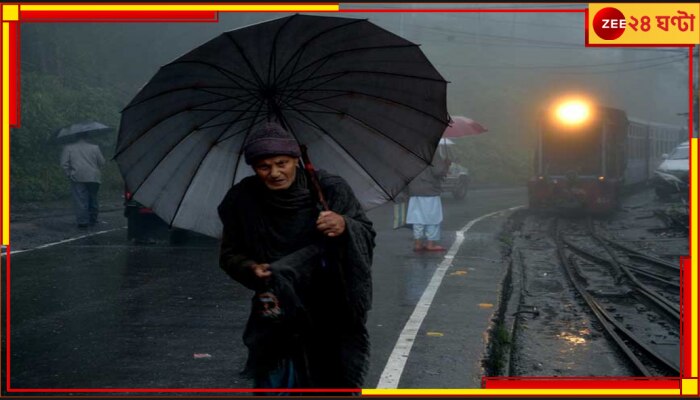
[527,99,687,213]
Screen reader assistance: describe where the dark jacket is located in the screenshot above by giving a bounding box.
[407,152,451,197]
[217,168,376,388]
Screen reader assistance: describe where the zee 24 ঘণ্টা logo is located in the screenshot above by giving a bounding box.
[592,6,696,41]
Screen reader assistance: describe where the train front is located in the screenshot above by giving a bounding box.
[528,98,624,214]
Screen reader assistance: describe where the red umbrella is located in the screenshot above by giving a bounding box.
[443,116,488,138]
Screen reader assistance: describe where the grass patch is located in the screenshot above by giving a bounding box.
[484,321,511,376]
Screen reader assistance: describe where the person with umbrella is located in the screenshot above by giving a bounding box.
[59,125,107,228]
[406,150,451,252]
[115,14,450,392]
[404,115,486,250]
[217,122,376,393]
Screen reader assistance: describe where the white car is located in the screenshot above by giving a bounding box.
[653,141,689,198]
[437,139,470,200]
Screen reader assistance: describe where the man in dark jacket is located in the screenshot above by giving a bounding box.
[217,122,376,394]
[60,133,106,228]
[406,151,451,252]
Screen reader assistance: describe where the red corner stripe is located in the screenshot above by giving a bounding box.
[20,11,218,22]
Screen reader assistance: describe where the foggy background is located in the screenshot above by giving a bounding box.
[13,3,696,203]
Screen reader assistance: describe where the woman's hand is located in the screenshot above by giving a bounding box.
[250,263,271,280]
[316,211,346,237]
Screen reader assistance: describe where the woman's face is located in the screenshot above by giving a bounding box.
[252,155,299,190]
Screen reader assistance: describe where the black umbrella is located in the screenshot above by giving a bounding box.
[52,121,112,144]
[115,14,449,238]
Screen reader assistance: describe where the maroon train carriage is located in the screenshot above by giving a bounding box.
[528,100,686,214]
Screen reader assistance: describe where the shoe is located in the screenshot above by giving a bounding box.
[424,245,447,252]
[77,224,89,229]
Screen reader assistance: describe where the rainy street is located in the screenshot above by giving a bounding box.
[3,4,695,396]
[4,186,526,391]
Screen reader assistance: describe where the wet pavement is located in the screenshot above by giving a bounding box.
[7,190,127,253]
[501,188,687,377]
[2,186,527,393]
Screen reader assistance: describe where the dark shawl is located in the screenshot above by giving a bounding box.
[217,168,376,387]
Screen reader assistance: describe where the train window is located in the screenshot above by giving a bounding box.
[628,125,644,160]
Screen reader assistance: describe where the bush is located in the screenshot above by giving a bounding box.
[11,71,125,202]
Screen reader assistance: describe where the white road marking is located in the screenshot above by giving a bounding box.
[1,227,127,257]
[376,205,524,389]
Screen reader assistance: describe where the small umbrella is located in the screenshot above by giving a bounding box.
[443,116,488,138]
[52,121,112,144]
[115,14,449,239]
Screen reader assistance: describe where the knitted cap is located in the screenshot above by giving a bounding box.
[243,122,301,165]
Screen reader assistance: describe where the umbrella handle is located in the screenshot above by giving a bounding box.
[300,145,329,211]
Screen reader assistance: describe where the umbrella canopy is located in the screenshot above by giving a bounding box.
[115,14,449,238]
[52,121,112,144]
[443,116,488,138]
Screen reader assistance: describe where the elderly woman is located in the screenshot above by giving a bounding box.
[217,122,376,395]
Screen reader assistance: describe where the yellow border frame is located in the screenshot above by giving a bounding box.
[1,3,697,397]
[2,19,10,244]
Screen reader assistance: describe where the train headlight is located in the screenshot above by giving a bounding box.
[554,99,591,126]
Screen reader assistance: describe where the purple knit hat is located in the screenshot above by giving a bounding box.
[243,122,301,165]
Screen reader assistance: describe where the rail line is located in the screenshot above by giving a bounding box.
[553,217,680,376]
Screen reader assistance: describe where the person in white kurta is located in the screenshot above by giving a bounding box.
[406,151,451,251]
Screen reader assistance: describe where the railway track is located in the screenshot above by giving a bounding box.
[553,217,680,377]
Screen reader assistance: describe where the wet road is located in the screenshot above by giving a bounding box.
[4,187,526,392]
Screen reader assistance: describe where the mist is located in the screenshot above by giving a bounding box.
[15,3,695,201]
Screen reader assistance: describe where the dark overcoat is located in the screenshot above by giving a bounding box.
[217,168,376,388]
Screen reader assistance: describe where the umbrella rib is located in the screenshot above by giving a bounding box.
[281,87,449,126]
[276,43,422,90]
[279,95,437,165]
[122,86,256,118]
[192,87,260,103]
[278,60,331,102]
[119,98,255,172]
[208,115,265,143]
[115,93,258,158]
[279,72,348,106]
[268,14,295,86]
[284,92,346,107]
[167,101,265,229]
[167,61,260,89]
[283,70,447,91]
[284,114,403,205]
[277,44,429,101]
[123,86,257,114]
[274,18,367,85]
[123,62,260,111]
[224,33,266,89]
[126,97,263,204]
[193,108,262,114]
[281,101,395,199]
[230,101,267,187]
[199,114,261,132]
